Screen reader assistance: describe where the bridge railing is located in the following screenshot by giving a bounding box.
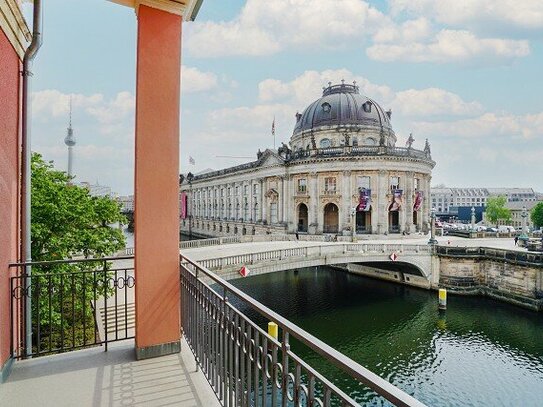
[180,254,426,407]
[196,243,431,272]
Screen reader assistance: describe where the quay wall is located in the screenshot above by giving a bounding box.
[438,250,543,311]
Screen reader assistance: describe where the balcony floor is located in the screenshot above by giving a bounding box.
[0,338,220,407]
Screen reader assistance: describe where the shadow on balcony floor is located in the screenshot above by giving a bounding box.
[1,338,220,407]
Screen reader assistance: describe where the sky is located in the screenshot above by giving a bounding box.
[27,0,543,195]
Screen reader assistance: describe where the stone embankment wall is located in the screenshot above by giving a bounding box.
[438,247,543,311]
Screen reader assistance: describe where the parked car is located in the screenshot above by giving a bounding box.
[486,227,498,232]
[498,225,515,233]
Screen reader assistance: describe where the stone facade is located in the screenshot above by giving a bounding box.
[181,83,435,237]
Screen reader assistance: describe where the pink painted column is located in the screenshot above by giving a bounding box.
[134,4,182,359]
[0,28,22,381]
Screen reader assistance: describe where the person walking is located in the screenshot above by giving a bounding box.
[295,231,299,241]
[514,235,518,246]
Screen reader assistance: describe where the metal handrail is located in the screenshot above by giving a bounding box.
[9,256,135,359]
[180,254,426,407]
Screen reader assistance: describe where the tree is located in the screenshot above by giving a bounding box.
[30,153,126,352]
[485,196,511,226]
[531,202,543,229]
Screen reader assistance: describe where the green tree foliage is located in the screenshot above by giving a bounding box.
[485,196,511,226]
[531,202,543,229]
[30,153,126,352]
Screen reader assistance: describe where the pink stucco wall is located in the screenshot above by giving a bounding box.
[0,28,22,370]
[134,5,182,351]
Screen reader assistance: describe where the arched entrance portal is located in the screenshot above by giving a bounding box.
[389,211,400,233]
[298,203,308,232]
[356,208,371,233]
[323,203,339,233]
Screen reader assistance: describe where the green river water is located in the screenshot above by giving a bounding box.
[230,267,543,406]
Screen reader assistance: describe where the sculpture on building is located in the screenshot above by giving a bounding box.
[406,133,415,149]
[424,139,431,158]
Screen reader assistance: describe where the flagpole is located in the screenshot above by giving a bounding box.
[272,116,276,150]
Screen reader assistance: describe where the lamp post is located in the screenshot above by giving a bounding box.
[471,206,476,230]
[428,207,438,245]
[351,207,357,241]
[520,205,528,237]
[187,172,194,239]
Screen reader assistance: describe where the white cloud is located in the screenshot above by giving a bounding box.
[391,88,483,117]
[182,66,218,93]
[410,111,543,139]
[32,90,103,118]
[184,0,534,64]
[185,0,387,57]
[389,0,543,31]
[367,29,530,63]
[256,69,478,118]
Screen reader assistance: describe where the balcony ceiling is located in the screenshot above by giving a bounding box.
[108,0,203,21]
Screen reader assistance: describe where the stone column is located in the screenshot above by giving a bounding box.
[405,172,414,233]
[342,171,351,233]
[261,178,267,224]
[279,176,284,223]
[134,4,182,360]
[377,170,388,234]
[309,172,319,234]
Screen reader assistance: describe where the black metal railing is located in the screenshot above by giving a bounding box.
[180,255,426,407]
[9,256,135,359]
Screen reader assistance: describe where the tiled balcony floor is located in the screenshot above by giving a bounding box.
[0,338,220,407]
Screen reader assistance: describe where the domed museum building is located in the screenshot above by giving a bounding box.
[180,82,435,237]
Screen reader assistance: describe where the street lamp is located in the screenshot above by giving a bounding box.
[471,206,476,230]
[350,207,357,241]
[428,207,438,245]
[187,172,194,239]
[520,205,528,237]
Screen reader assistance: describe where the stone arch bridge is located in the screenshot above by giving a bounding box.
[188,243,440,289]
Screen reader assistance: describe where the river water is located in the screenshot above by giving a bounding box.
[230,267,543,406]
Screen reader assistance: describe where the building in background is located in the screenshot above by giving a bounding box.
[431,187,540,222]
[79,181,112,197]
[181,82,435,237]
[117,195,134,212]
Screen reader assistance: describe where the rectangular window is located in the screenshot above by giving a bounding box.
[270,203,278,223]
[253,184,258,194]
[244,185,249,195]
[324,177,337,193]
[235,186,239,195]
[357,176,370,189]
[298,178,307,193]
[390,176,400,190]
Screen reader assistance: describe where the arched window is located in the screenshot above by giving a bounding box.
[320,138,331,148]
[365,137,376,146]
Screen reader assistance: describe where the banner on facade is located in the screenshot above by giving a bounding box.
[180,192,187,219]
[389,189,403,211]
[413,191,424,211]
[357,188,371,211]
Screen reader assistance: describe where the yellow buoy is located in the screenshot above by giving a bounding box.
[438,288,447,310]
[268,321,278,340]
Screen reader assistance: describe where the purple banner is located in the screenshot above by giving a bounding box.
[389,189,403,211]
[413,191,423,211]
[357,188,371,212]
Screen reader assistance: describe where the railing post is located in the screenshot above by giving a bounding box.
[281,331,290,407]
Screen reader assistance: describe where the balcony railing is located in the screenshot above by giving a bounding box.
[9,256,135,359]
[180,254,425,407]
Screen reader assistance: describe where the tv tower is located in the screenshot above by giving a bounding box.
[64,96,76,178]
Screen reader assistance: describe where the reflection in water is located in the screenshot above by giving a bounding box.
[230,267,543,407]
